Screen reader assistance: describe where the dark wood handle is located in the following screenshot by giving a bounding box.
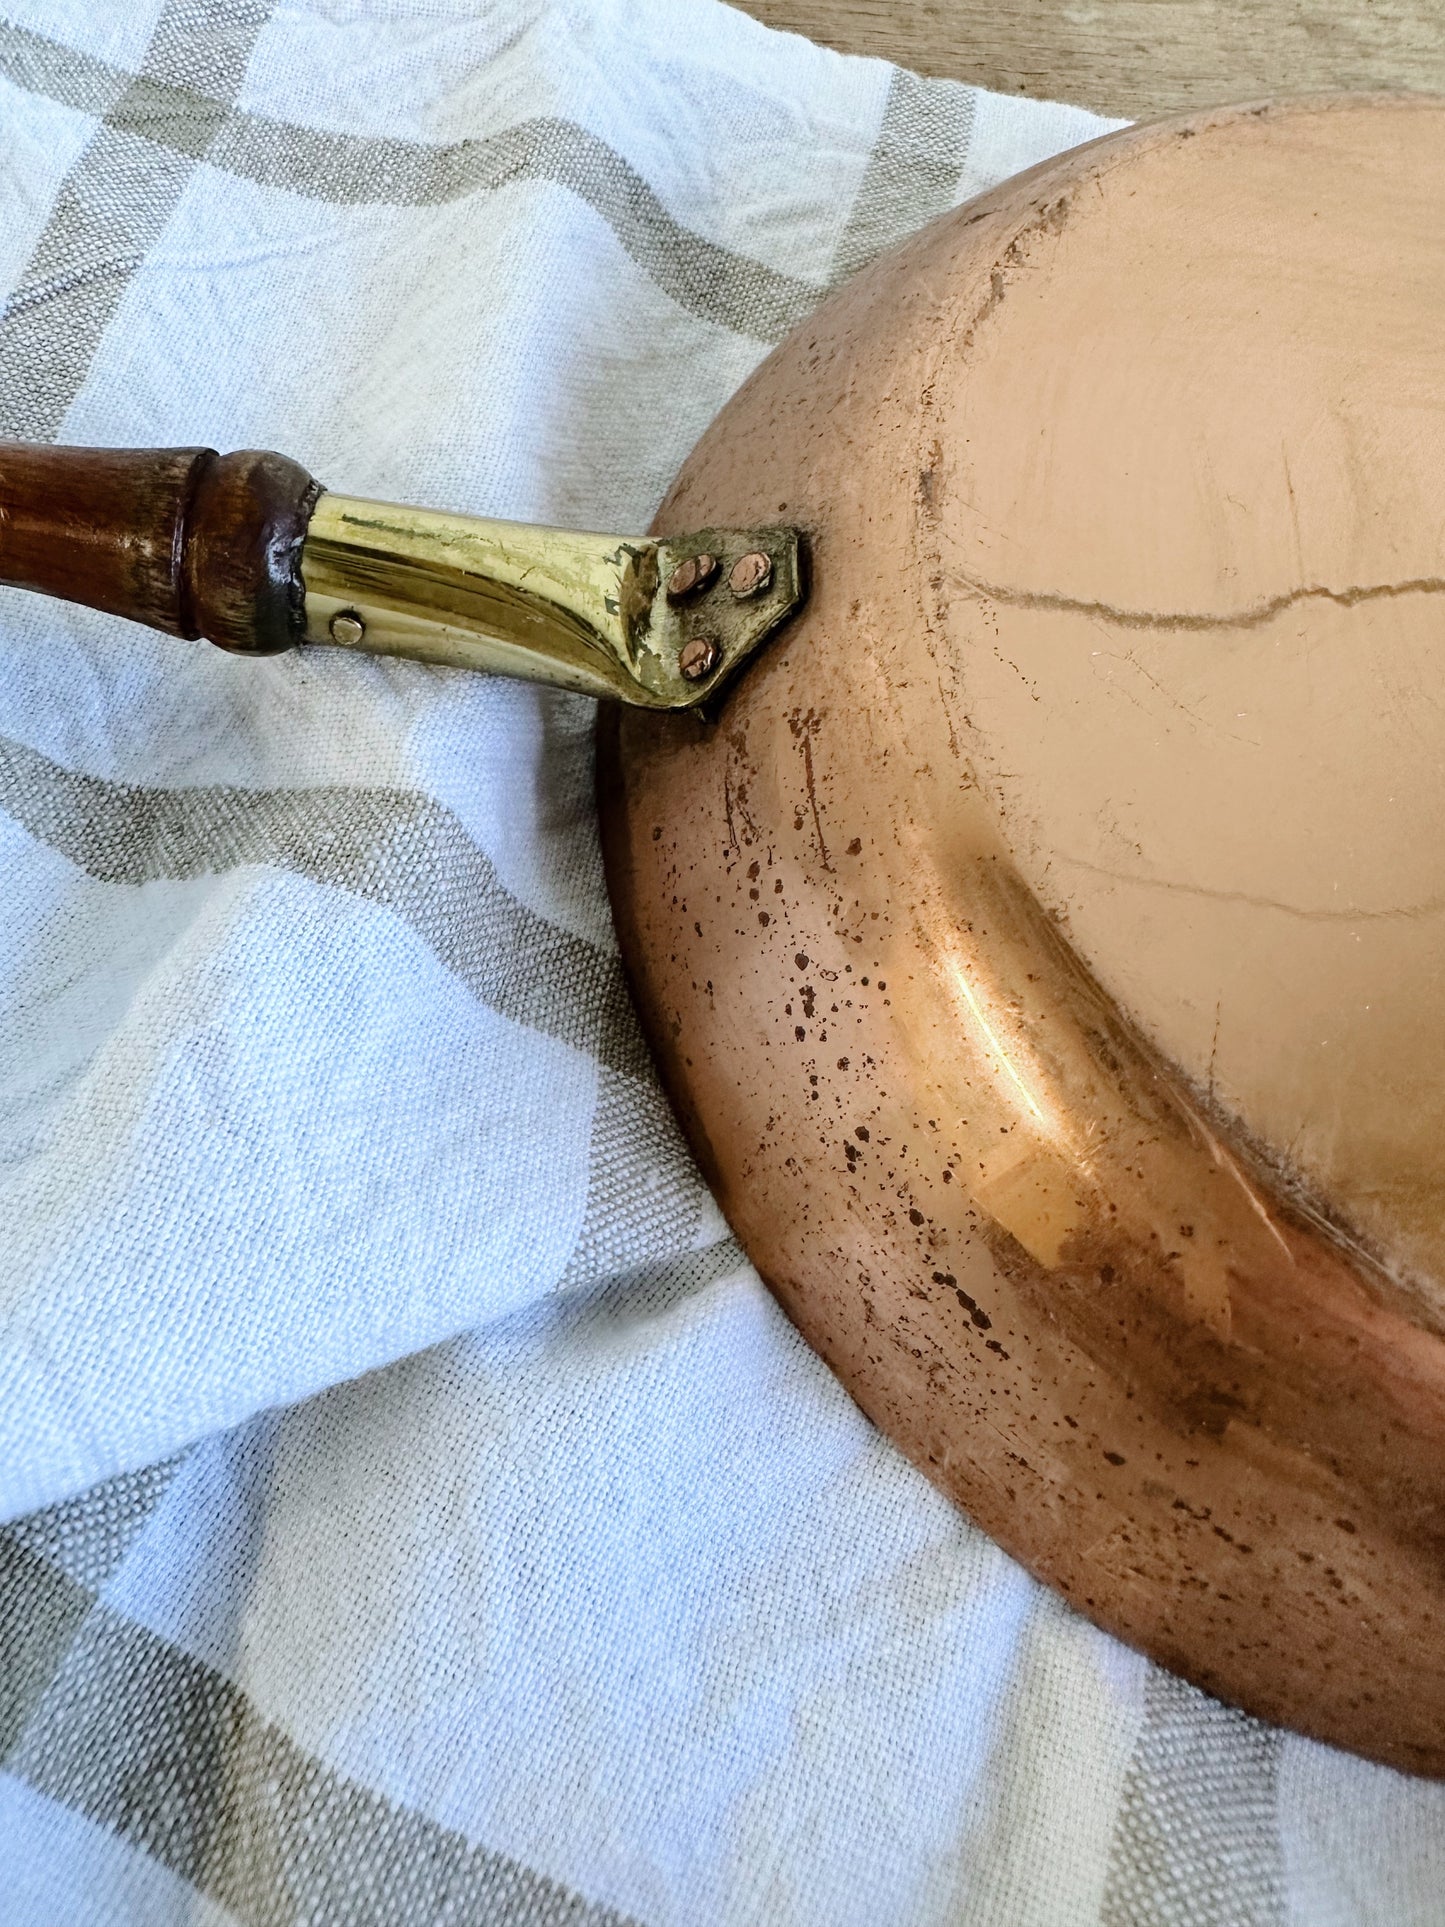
[0,442,322,654]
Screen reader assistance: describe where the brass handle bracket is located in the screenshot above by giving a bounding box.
[302,495,805,710]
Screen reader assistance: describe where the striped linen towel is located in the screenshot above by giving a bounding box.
[1,2,1442,1921]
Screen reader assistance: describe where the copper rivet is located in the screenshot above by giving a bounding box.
[667,552,718,601]
[729,550,773,598]
[679,634,721,681]
[330,610,366,646]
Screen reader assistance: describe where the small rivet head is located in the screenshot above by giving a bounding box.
[666,552,718,601]
[679,634,721,682]
[729,550,772,598]
[330,609,366,646]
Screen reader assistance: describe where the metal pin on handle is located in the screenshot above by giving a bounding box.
[0,441,807,711]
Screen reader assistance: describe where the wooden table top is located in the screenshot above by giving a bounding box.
[732,0,1445,119]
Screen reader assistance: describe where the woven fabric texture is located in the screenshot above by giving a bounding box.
[1,3,1442,1921]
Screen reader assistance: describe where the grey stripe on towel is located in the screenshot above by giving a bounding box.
[1100,1669,1286,1927]
[0,0,273,440]
[0,1522,644,1927]
[0,16,823,346]
[0,731,652,1081]
[833,67,977,280]
[0,17,981,351]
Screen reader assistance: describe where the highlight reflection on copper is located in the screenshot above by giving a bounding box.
[606,98,1445,1776]
[948,957,1054,1135]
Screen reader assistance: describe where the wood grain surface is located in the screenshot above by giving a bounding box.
[0,444,320,656]
[731,0,1445,118]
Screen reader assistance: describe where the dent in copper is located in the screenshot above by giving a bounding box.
[599,97,1445,1774]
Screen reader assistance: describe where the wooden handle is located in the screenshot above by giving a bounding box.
[0,442,322,654]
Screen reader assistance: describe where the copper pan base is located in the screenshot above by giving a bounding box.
[599,96,1445,1774]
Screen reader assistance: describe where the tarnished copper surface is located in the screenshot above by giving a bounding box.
[599,97,1445,1773]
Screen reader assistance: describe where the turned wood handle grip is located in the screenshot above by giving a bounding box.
[0,442,322,655]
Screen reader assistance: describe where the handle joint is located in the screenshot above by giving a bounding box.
[300,495,805,709]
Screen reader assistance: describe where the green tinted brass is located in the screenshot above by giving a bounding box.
[301,494,804,709]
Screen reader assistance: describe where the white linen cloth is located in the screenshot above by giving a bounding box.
[0,2,1442,1921]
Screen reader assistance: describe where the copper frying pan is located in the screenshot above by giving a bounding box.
[3,94,1444,1775]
